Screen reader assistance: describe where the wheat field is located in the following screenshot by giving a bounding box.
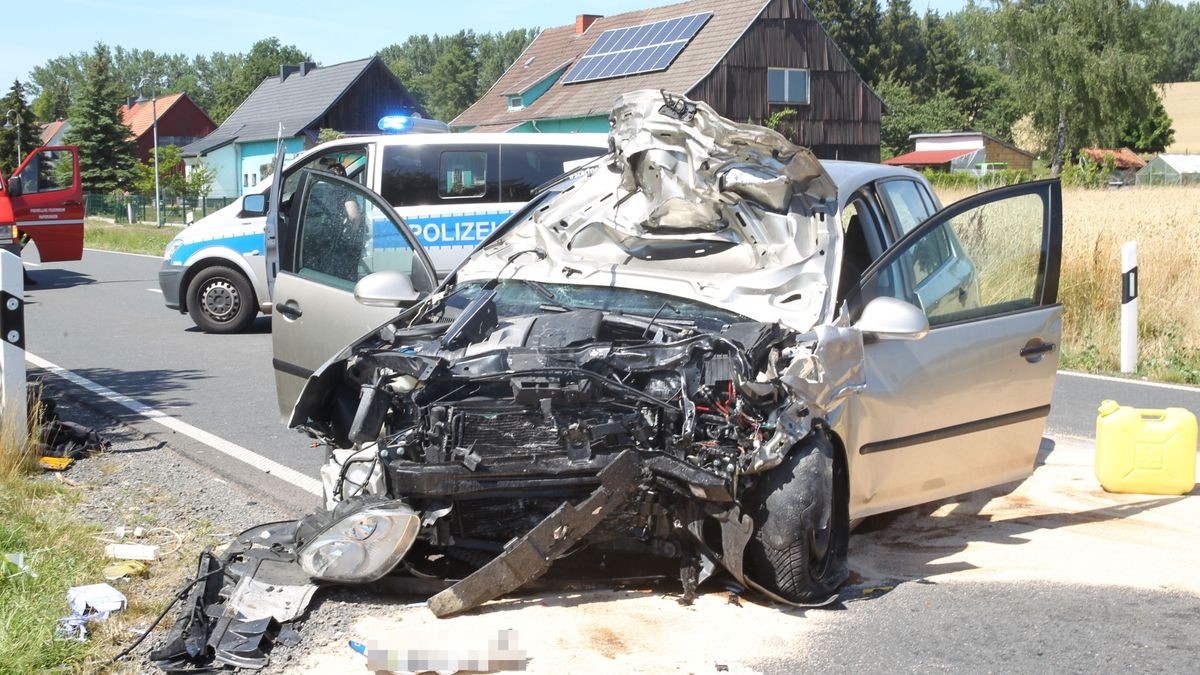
[937,185,1200,383]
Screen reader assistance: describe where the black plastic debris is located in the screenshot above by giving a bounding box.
[28,387,109,463]
[149,522,319,672]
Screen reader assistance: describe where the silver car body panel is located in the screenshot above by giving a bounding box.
[841,306,1062,518]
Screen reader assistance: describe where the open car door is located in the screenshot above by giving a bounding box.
[4,146,83,262]
[843,179,1063,519]
[271,169,437,419]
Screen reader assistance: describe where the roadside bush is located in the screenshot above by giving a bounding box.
[1059,154,1117,189]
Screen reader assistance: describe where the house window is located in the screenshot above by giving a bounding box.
[508,96,524,111]
[243,173,249,187]
[767,68,810,105]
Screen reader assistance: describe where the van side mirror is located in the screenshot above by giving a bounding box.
[241,193,267,216]
[855,296,929,341]
[354,270,420,307]
[6,176,22,198]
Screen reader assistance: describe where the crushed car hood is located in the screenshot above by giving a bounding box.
[456,90,840,330]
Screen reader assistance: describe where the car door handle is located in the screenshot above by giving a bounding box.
[63,199,82,206]
[1020,339,1055,362]
[274,302,302,320]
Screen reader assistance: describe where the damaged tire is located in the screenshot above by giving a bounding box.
[187,265,257,334]
[744,429,849,604]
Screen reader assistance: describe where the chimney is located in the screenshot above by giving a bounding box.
[125,96,138,108]
[576,14,601,35]
[279,64,300,81]
[299,61,317,76]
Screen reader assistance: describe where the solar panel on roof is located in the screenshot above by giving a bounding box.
[563,11,713,85]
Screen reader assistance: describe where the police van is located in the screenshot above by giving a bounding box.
[158,126,607,332]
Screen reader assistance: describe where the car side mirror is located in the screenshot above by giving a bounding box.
[241,193,267,216]
[354,270,420,307]
[6,175,22,198]
[855,296,929,341]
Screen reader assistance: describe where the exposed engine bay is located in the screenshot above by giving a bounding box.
[291,280,857,614]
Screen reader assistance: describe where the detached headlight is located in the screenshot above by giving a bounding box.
[163,237,184,261]
[296,500,419,583]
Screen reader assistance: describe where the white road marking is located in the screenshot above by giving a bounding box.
[84,248,164,260]
[1058,370,1200,393]
[26,352,323,496]
[147,288,162,294]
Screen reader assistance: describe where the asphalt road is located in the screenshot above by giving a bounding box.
[23,250,322,509]
[21,249,1200,511]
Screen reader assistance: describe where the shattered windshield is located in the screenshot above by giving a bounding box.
[444,279,747,328]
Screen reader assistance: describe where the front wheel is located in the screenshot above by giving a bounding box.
[743,429,849,604]
[186,266,257,334]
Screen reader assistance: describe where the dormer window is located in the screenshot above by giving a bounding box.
[508,96,525,111]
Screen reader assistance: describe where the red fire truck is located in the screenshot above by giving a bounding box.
[0,146,84,261]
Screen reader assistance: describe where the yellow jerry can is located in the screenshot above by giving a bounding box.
[1095,400,1197,495]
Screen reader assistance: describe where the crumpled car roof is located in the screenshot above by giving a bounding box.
[456,90,842,331]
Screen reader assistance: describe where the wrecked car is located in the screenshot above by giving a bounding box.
[153,90,1062,668]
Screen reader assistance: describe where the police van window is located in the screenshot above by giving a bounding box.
[499,144,605,201]
[878,179,936,236]
[282,145,368,202]
[380,145,439,206]
[382,144,498,206]
[440,151,488,198]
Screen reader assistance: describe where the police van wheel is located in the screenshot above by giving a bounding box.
[187,266,256,334]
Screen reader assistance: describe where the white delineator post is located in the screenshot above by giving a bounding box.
[1120,241,1138,374]
[0,249,25,442]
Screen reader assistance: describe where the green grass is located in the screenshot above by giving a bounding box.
[0,481,105,673]
[84,218,181,256]
[0,412,106,673]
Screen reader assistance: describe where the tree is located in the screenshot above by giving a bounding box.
[193,52,247,123]
[997,0,1159,175]
[63,43,138,193]
[237,38,311,99]
[878,0,924,86]
[808,0,881,80]
[876,77,969,158]
[1137,0,1200,83]
[185,161,217,202]
[133,145,185,196]
[0,80,40,177]
[1118,90,1174,153]
[378,28,537,120]
[28,54,87,123]
[476,28,539,94]
[426,33,480,122]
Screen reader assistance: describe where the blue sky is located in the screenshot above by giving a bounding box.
[2,0,982,90]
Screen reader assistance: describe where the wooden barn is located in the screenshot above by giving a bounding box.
[452,0,882,162]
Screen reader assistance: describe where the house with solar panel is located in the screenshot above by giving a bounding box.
[181,57,427,198]
[452,0,882,162]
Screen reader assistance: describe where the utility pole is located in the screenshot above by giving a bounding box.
[136,77,163,227]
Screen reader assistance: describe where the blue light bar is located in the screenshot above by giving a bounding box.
[378,115,414,132]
